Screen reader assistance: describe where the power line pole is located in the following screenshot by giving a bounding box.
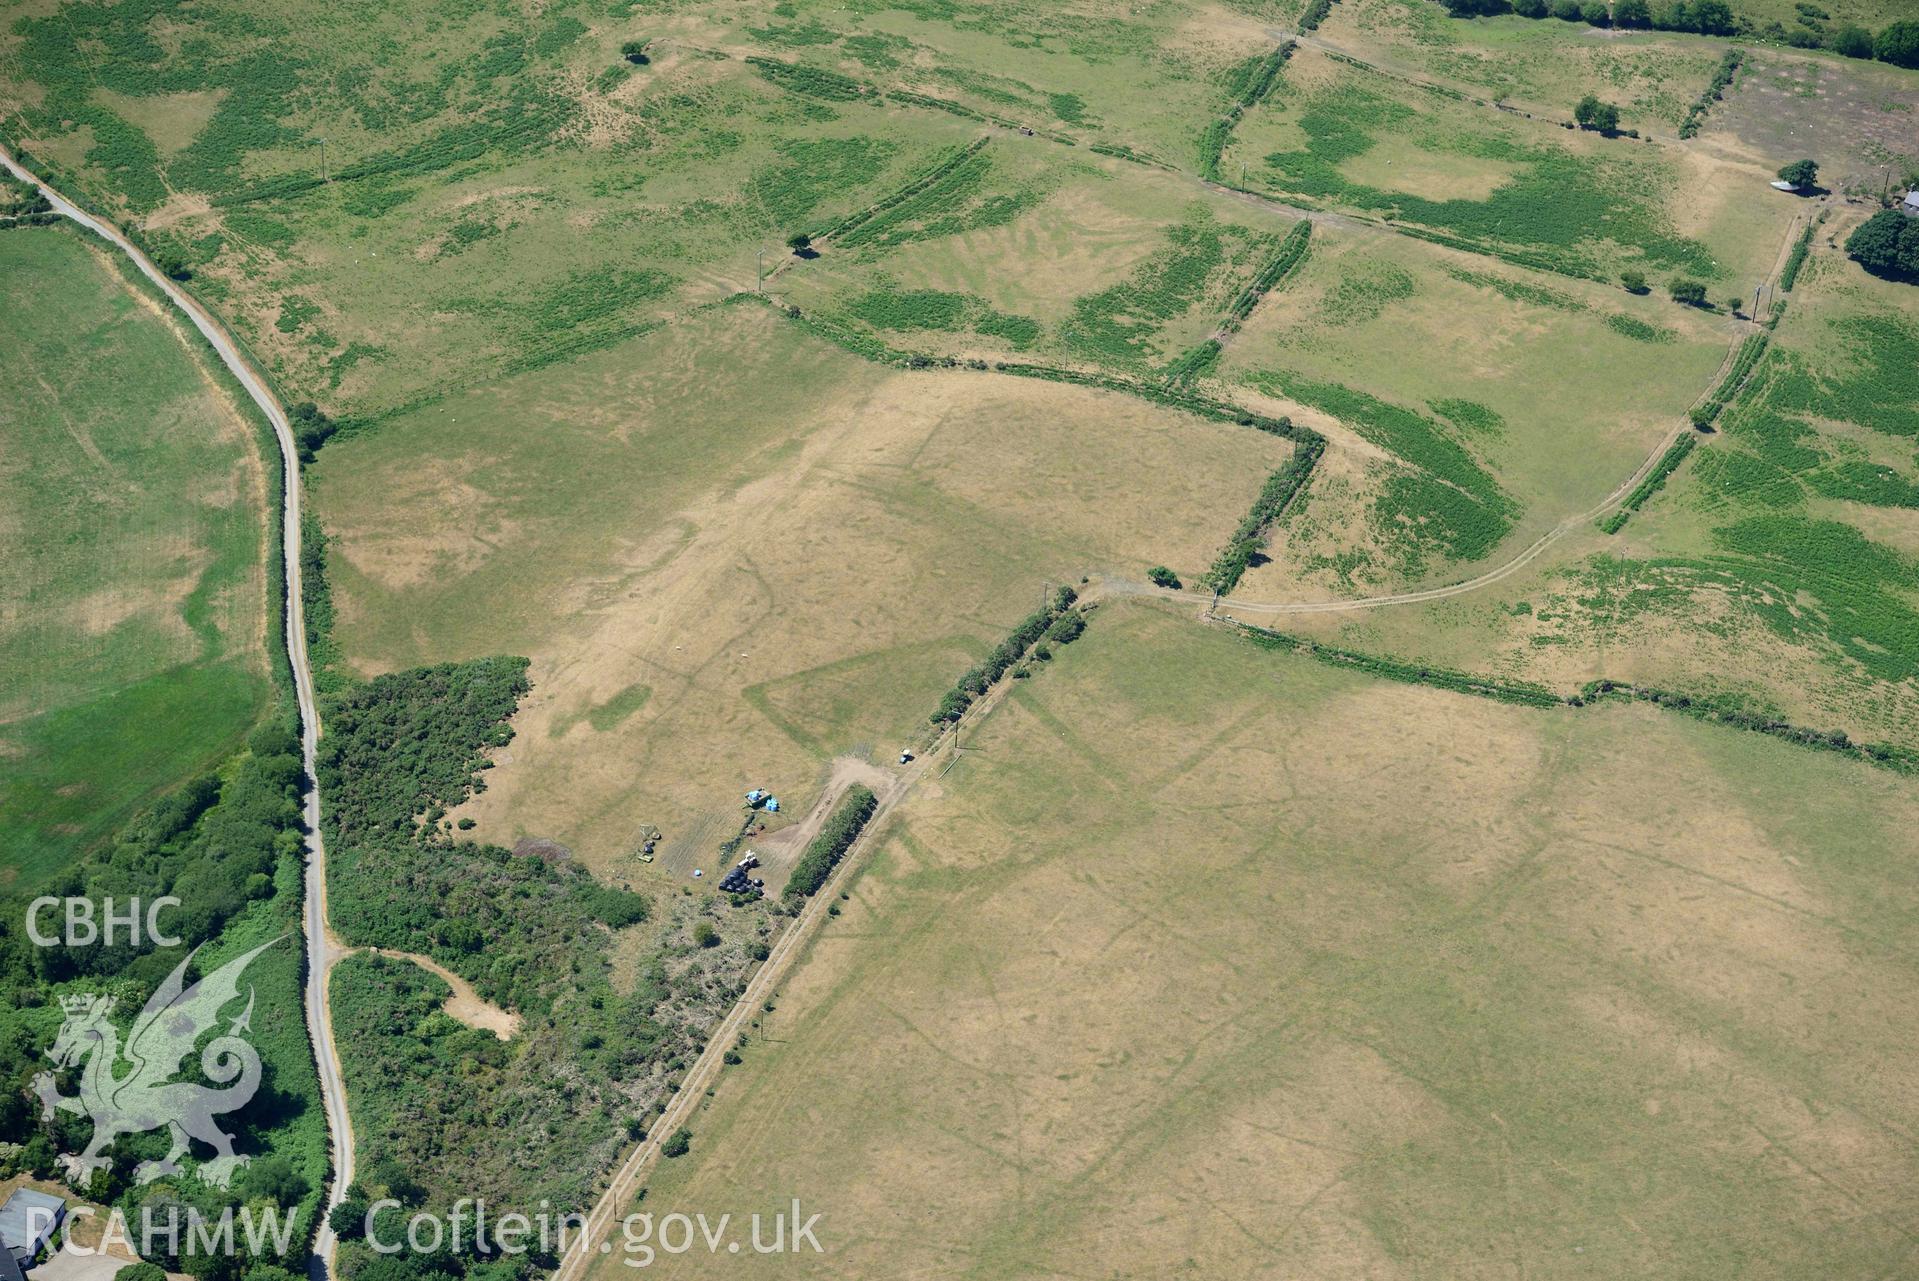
[757,248,765,293]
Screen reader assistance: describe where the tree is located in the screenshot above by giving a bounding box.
[1845,209,1919,281]
[1691,0,1734,33]
[1513,0,1548,14]
[241,1154,310,1206]
[120,1266,167,1281]
[1724,296,1745,315]
[1551,0,1583,17]
[1574,95,1621,132]
[1876,22,1919,68]
[1832,24,1874,57]
[1614,0,1651,25]
[1146,565,1182,589]
[1776,159,1818,189]
[329,1198,369,1241]
[1620,268,1649,294]
[1669,278,1709,306]
[692,920,719,948]
[1652,0,1691,30]
[660,1127,692,1158]
[785,232,812,254]
[154,248,192,281]
[1582,0,1611,25]
[620,39,650,65]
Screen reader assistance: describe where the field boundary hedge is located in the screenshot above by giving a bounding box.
[932,586,1083,723]
[1226,620,1917,773]
[1679,50,1743,140]
[817,137,991,243]
[1779,214,1821,293]
[1200,41,1297,181]
[783,784,878,898]
[1598,434,1696,534]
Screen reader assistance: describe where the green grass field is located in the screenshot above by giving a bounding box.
[0,225,272,891]
[605,598,1919,1279]
[1240,221,1919,754]
[1217,223,1727,586]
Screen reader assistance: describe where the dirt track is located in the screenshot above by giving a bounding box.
[0,144,357,1278]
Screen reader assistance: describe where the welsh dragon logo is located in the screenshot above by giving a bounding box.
[33,938,281,1190]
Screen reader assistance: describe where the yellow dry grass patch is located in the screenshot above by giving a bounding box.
[315,307,1292,875]
[612,599,1919,1279]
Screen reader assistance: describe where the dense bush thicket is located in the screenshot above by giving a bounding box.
[319,659,650,1015]
[0,716,328,1276]
[315,654,775,1276]
[1846,210,1919,283]
[784,786,878,899]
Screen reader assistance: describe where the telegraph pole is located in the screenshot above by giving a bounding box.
[317,138,328,184]
[757,248,765,292]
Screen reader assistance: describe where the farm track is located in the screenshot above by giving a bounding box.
[0,143,357,1279]
[544,660,1051,1281]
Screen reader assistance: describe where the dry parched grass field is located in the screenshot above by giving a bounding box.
[617,600,1919,1280]
[313,305,1295,873]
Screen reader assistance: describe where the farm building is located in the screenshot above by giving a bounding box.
[0,1189,64,1270]
[1903,190,1919,216]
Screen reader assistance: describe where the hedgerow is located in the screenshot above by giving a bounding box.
[1599,434,1697,534]
[1202,438,1326,593]
[1201,41,1297,180]
[784,785,878,898]
[1692,332,1770,428]
[1576,681,1919,773]
[1236,623,1563,707]
[1679,50,1742,139]
[933,586,1082,723]
[1299,0,1338,31]
[1233,621,1917,773]
[1779,214,1821,292]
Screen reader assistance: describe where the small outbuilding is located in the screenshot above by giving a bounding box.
[0,1189,65,1270]
[1902,190,1919,217]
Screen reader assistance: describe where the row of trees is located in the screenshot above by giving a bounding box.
[783,786,878,900]
[1439,0,1919,67]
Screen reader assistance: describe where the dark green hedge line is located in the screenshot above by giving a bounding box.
[1691,332,1769,428]
[1231,622,1917,773]
[1236,622,1565,706]
[934,586,1082,723]
[784,785,878,898]
[1299,0,1337,32]
[1090,142,1176,171]
[1577,680,1919,774]
[1200,41,1297,180]
[1204,438,1326,592]
[1779,215,1820,293]
[818,137,991,242]
[1170,222,1313,383]
[1163,339,1223,387]
[1679,49,1742,140]
[1599,433,1697,534]
[746,57,1077,143]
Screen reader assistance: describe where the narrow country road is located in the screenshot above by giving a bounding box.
[0,144,356,1277]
